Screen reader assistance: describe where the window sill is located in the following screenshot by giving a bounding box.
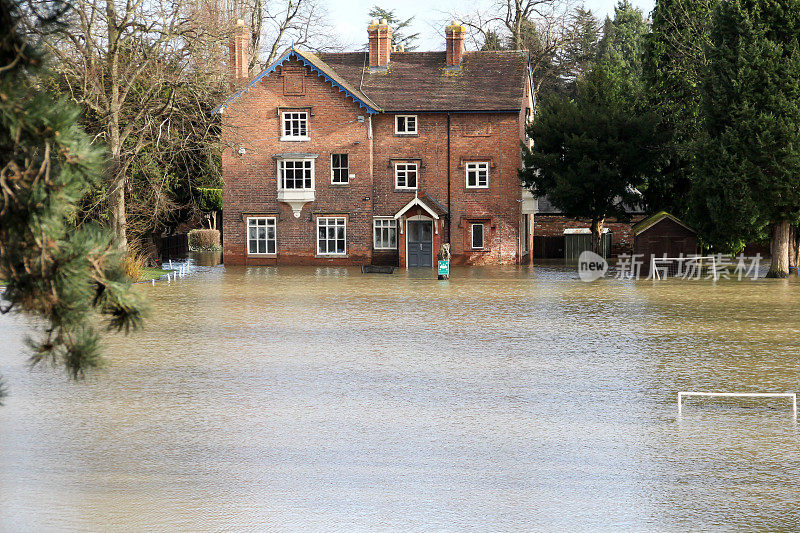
[374,247,398,251]
[330,182,350,187]
[466,187,490,191]
[278,189,315,202]
[280,136,310,142]
[394,188,417,192]
[315,254,349,258]
[247,253,277,257]
[394,132,419,137]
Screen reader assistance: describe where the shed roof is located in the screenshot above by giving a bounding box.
[632,211,696,235]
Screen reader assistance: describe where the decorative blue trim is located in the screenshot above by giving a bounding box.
[212,50,379,115]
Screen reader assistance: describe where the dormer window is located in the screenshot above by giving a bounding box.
[395,115,417,135]
[282,111,309,140]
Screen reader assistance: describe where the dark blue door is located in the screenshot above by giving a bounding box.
[408,220,433,267]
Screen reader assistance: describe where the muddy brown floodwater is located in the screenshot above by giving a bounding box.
[1,265,800,531]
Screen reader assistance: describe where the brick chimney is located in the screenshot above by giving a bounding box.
[368,18,393,70]
[230,19,249,82]
[446,21,466,68]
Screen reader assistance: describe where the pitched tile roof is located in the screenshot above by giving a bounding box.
[213,48,529,115]
[317,51,529,112]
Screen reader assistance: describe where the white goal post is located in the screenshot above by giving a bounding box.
[678,391,798,417]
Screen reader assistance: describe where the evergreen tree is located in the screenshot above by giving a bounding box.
[481,30,505,51]
[520,58,660,253]
[689,0,800,276]
[642,0,717,214]
[598,0,649,77]
[368,6,419,50]
[560,7,601,87]
[0,0,145,400]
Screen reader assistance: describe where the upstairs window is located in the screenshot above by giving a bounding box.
[282,111,309,140]
[395,162,418,189]
[279,159,313,189]
[247,217,276,255]
[317,217,346,255]
[466,162,490,188]
[471,223,485,249]
[373,218,397,250]
[395,115,417,135]
[331,154,349,184]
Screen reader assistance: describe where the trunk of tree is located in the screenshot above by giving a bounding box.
[107,166,127,252]
[106,0,127,252]
[590,217,605,255]
[789,225,799,274]
[107,129,127,252]
[766,219,790,278]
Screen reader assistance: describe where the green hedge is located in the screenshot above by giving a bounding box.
[197,187,222,212]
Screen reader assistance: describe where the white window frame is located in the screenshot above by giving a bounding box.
[278,159,315,190]
[331,153,349,184]
[466,162,490,189]
[246,216,277,255]
[395,162,418,190]
[471,223,485,250]
[281,111,309,141]
[395,115,418,135]
[373,218,397,250]
[317,217,347,256]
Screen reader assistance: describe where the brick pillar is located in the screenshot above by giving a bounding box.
[230,19,249,83]
[446,21,465,67]
[368,19,393,69]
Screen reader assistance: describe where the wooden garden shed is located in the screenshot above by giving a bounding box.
[633,212,698,272]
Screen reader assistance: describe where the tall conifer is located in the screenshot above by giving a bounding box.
[690,0,800,276]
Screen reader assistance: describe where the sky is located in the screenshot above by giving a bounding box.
[329,0,657,51]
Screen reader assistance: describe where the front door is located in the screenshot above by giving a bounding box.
[407,220,433,267]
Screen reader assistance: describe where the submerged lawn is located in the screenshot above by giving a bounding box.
[138,267,170,282]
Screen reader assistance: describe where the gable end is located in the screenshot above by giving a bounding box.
[213,50,380,115]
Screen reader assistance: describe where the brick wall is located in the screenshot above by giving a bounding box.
[222,57,526,266]
[533,215,646,257]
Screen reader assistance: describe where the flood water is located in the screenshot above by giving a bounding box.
[1,265,800,531]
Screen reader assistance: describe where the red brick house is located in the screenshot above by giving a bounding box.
[216,19,535,268]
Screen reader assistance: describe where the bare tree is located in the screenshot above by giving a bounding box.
[38,0,196,251]
[220,0,343,70]
[452,0,573,97]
